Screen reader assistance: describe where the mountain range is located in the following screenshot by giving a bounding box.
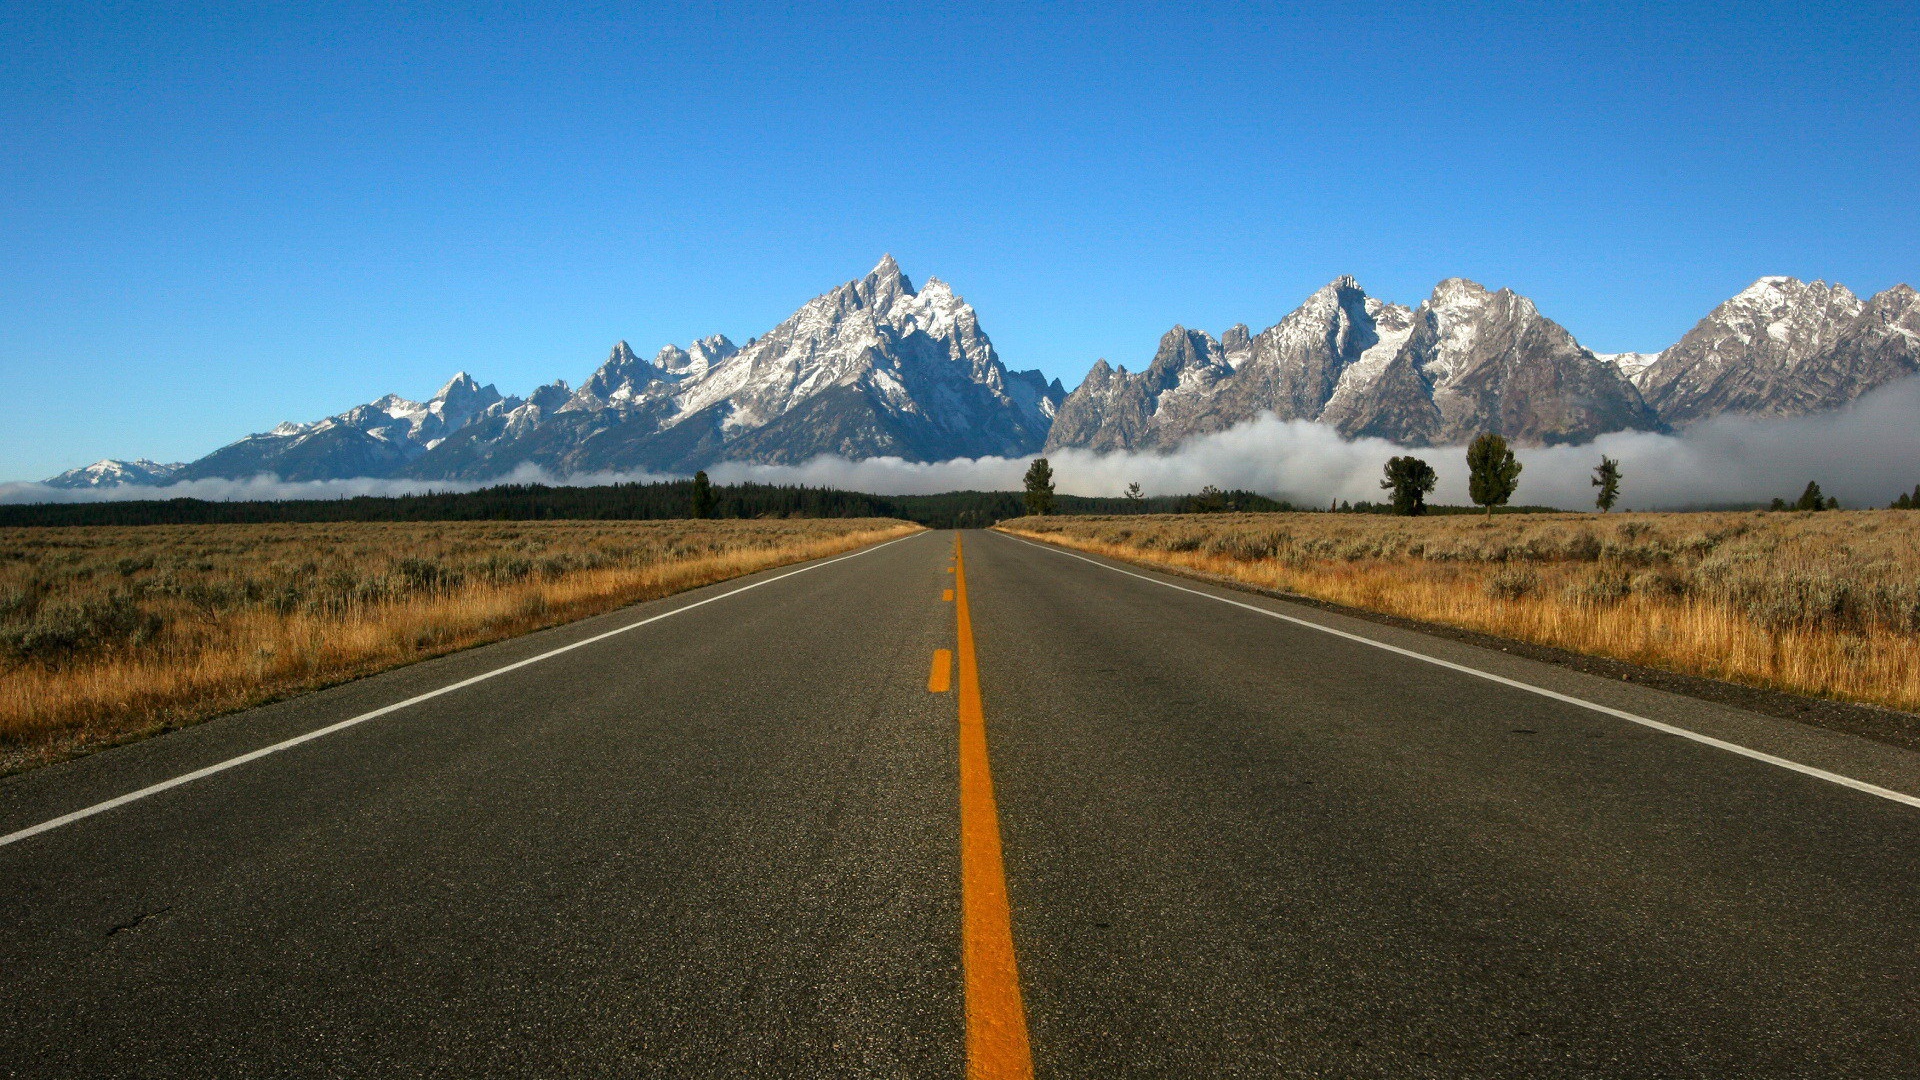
[1046,275,1917,452]
[43,259,1920,488]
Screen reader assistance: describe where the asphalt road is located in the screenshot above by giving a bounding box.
[4,528,1920,1077]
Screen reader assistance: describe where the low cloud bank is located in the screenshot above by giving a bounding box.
[715,377,1920,510]
[9,378,1920,510]
[0,463,677,506]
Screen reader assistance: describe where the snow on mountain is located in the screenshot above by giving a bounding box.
[403,255,1067,478]
[44,264,1919,486]
[1318,299,1417,424]
[42,459,186,489]
[1050,276,1655,450]
[112,255,1058,485]
[171,373,515,483]
[1597,352,1660,384]
[1636,276,1918,425]
[1402,278,1656,445]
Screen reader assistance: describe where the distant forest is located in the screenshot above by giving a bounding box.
[0,481,1580,530]
[0,481,1322,529]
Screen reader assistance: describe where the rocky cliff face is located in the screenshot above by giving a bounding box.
[45,267,1920,486]
[1395,279,1657,445]
[171,373,514,483]
[410,255,1065,477]
[1047,276,1656,450]
[118,257,1063,483]
[1636,277,1919,426]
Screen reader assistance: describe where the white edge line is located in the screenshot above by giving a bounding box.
[0,532,925,850]
[996,531,1920,811]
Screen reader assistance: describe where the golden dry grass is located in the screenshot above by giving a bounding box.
[999,510,1920,716]
[0,518,918,772]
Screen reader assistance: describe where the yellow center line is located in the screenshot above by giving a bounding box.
[929,649,954,693]
[943,588,955,602]
[953,534,1035,1080]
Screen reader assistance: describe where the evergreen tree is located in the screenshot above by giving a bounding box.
[1190,485,1229,513]
[1466,433,1523,519]
[1380,456,1438,516]
[1123,481,1145,504]
[1898,492,1914,510]
[1795,481,1824,511]
[1022,458,1056,516]
[1591,455,1622,512]
[690,471,716,518]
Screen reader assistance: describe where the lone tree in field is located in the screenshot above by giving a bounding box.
[1023,457,1056,516]
[1795,481,1826,511]
[1124,481,1145,504]
[1592,455,1622,512]
[1466,433,1523,519]
[1380,456,1438,516]
[690,470,716,519]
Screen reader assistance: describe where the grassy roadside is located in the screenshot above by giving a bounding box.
[0,518,919,774]
[998,512,1920,719]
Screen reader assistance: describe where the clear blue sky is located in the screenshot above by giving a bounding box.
[3,1,1915,480]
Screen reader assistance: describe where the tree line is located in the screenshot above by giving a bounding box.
[1020,439,1566,521]
[13,459,1908,531]
[0,475,1289,531]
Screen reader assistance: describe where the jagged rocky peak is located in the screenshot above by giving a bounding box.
[1145,326,1229,384]
[856,253,913,309]
[435,371,481,399]
[55,260,1920,487]
[1427,276,1494,305]
[1277,277,1386,349]
[1407,278,1654,446]
[522,380,572,411]
[1239,276,1408,427]
[1221,323,1253,361]
[654,334,738,378]
[569,340,670,411]
[1050,272,1658,452]
[1636,275,1879,425]
[1849,283,1920,343]
[1368,295,1415,330]
[388,254,1065,477]
[1413,278,1516,376]
[1692,277,1864,362]
[429,372,508,425]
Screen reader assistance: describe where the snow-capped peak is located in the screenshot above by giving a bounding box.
[1427,277,1493,309]
[1597,352,1660,383]
[434,371,481,400]
[42,458,185,488]
[855,253,914,310]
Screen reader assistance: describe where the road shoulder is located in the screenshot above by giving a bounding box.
[992,528,1920,804]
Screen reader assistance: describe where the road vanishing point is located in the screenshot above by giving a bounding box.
[5,529,1920,1077]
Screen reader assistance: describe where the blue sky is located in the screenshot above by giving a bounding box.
[3,1,1915,481]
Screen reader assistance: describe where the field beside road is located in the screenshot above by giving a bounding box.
[1001,510,1920,716]
[0,517,916,772]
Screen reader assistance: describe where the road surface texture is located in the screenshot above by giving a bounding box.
[4,529,1920,1078]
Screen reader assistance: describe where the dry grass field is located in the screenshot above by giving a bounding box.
[0,518,917,772]
[1001,511,1920,716]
